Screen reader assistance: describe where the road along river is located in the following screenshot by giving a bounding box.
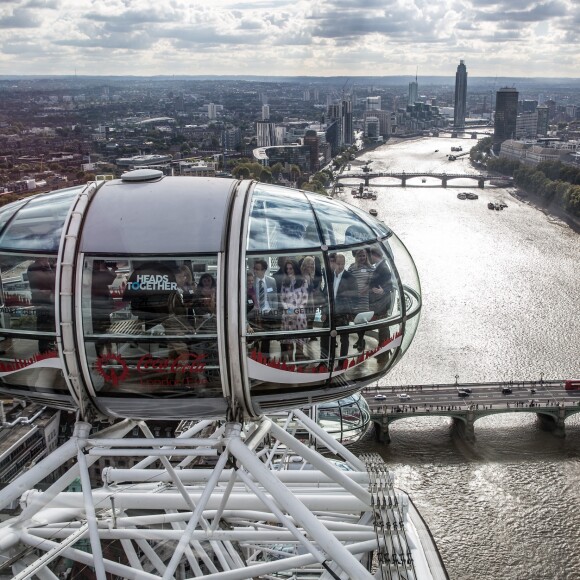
[339,136,580,580]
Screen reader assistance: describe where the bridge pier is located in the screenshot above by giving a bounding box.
[401,176,406,187]
[373,420,390,444]
[452,415,475,442]
[364,175,370,186]
[537,410,566,438]
[441,177,447,188]
[478,178,485,189]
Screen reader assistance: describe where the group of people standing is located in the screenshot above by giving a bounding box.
[247,246,394,366]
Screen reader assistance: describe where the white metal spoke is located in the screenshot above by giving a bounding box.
[0,416,438,579]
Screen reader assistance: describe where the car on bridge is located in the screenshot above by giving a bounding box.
[501,387,513,394]
[374,394,387,400]
[398,393,411,400]
[457,390,470,397]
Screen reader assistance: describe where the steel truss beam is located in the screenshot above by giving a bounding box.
[0,411,431,579]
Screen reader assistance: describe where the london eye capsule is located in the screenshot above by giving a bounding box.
[0,170,421,420]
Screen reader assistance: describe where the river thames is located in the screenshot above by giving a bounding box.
[339,136,580,580]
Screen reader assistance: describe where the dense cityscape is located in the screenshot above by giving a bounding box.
[0,62,579,579]
[1,70,580,212]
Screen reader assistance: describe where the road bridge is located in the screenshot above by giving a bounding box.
[362,380,580,443]
[336,171,492,188]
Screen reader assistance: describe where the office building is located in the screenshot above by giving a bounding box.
[364,116,380,139]
[340,100,353,146]
[408,81,418,107]
[453,60,468,128]
[303,130,320,172]
[536,105,549,136]
[516,111,539,138]
[494,87,519,144]
[521,100,538,114]
[262,104,270,121]
[366,96,381,111]
[256,121,276,148]
[208,103,217,120]
[275,126,286,145]
[363,110,391,138]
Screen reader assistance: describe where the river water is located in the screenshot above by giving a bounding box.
[339,136,580,580]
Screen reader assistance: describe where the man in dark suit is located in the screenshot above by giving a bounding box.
[320,253,357,368]
[251,258,280,356]
[369,246,394,360]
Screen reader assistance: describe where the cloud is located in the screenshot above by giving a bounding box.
[0,7,41,28]
[24,0,60,8]
[475,0,569,22]
[0,0,577,77]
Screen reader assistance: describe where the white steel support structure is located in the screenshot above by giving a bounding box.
[0,411,434,580]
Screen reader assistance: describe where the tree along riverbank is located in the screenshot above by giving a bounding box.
[470,137,580,225]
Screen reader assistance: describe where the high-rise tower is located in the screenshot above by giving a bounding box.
[340,99,353,146]
[408,80,418,107]
[493,87,519,144]
[453,60,468,128]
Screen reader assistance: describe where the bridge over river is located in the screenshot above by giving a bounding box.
[336,171,493,188]
[362,380,580,443]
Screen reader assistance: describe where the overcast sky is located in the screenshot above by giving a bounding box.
[0,0,578,78]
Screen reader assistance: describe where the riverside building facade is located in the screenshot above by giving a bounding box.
[494,87,519,146]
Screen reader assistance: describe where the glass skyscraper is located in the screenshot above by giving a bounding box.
[494,87,519,144]
[453,60,468,128]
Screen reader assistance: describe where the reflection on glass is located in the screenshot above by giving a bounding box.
[0,187,80,251]
[0,253,57,353]
[246,253,329,365]
[247,186,320,251]
[307,195,375,247]
[316,392,370,444]
[0,337,65,392]
[87,338,221,398]
[399,315,420,359]
[0,199,28,234]
[82,255,222,397]
[348,205,393,239]
[387,232,421,305]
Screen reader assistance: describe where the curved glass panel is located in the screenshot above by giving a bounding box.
[317,392,370,444]
[246,252,332,390]
[348,205,393,239]
[308,195,376,247]
[247,185,320,251]
[0,187,80,252]
[269,392,370,445]
[0,252,62,396]
[0,199,29,235]
[0,253,57,346]
[82,255,222,398]
[387,233,421,316]
[399,314,420,360]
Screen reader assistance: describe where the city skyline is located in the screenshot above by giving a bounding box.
[0,0,578,78]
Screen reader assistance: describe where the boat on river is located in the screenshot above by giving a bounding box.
[457,193,467,200]
[369,208,378,217]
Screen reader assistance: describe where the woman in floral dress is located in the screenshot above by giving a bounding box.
[280,259,309,362]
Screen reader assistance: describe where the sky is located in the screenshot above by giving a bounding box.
[0,0,578,79]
